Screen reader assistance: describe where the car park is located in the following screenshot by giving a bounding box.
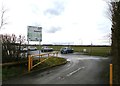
[41,46,53,52]
[60,47,74,54]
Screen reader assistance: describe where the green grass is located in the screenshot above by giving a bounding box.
[42,57,66,66]
[75,47,111,57]
[2,64,28,80]
[71,46,111,57]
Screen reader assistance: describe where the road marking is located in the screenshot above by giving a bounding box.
[66,67,85,77]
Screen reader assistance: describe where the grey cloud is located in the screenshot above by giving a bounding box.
[44,1,65,16]
[46,26,61,33]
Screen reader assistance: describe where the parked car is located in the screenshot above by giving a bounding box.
[22,46,37,51]
[60,47,74,54]
[41,46,53,52]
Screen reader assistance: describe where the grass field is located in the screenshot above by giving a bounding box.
[37,45,111,57]
[71,46,111,57]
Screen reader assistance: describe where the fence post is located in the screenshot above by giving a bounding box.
[28,55,31,72]
[110,64,113,86]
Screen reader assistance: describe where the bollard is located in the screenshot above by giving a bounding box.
[28,55,31,72]
[110,64,112,86]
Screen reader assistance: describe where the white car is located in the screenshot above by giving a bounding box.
[23,46,37,51]
[41,46,53,52]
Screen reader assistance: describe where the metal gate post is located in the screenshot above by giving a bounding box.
[110,64,113,86]
[28,55,31,72]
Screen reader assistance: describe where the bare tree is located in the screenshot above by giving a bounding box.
[0,5,8,29]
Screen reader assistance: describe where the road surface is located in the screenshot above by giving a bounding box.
[3,52,110,84]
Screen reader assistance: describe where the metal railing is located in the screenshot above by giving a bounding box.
[28,51,59,72]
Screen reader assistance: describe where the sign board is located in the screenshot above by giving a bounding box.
[27,26,42,41]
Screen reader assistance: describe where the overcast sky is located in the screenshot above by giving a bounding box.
[0,0,112,45]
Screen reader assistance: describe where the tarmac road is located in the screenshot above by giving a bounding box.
[3,52,111,84]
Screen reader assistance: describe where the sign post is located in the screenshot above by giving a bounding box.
[27,26,42,58]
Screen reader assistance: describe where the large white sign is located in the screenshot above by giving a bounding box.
[27,26,42,41]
